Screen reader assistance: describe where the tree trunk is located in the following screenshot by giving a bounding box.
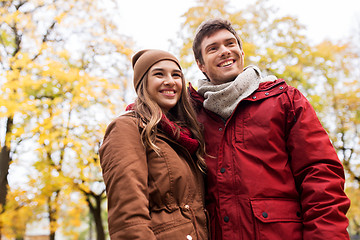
[48,194,59,240]
[87,194,105,240]
[0,117,13,206]
[0,117,13,240]
[0,146,10,207]
[50,232,55,240]
[94,196,105,240]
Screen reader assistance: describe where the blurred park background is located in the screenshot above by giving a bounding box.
[0,0,359,239]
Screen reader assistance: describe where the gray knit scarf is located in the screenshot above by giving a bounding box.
[197,65,277,120]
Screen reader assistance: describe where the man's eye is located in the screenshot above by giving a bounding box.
[206,46,217,53]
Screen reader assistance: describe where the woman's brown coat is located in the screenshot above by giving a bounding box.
[99,112,208,239]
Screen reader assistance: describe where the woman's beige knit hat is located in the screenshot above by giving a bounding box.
[132,49,181,90]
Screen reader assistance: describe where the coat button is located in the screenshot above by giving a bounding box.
[220,168,226,173]
[265,92,269,96]
[262,212,268,218]
[187,235,192,240]
[184,204,190,210]
[218,127,223,131]
[224,216,230,222]
[280,86,284,90]
[252,96,256,99]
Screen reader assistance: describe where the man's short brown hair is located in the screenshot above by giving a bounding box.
[192,18,243,65]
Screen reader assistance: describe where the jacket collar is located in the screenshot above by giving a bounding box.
[189,79,287,105]
[243,79,287,101]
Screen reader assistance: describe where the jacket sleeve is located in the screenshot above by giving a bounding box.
[99,116,156,240]
[286,88,350,240]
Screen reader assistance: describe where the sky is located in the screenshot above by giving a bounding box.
[117,0,360,51]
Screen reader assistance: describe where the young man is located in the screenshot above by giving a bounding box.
[188,18,350,240]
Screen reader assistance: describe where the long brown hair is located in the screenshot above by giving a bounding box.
[132,70,207,173]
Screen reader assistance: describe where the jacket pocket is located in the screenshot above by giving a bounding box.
[234,113,250,147]
[153,219,196,240]
[250,198,303,240]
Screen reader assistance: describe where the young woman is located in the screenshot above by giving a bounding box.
[99,49,209,239]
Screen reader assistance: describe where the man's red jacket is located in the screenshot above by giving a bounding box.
[189,79,350,240]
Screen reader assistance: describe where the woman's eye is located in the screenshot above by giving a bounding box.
[173,73,181,78]
[154,72,163,76]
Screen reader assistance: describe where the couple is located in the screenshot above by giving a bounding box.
[99,19,350,240]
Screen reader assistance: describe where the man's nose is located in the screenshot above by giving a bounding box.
[220,45,231,57]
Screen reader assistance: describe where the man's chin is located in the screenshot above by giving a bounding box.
[222,74,238,84]
[210,77,236,85]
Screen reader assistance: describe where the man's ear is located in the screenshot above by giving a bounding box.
[241,50,245,66]
[196,59,205,72]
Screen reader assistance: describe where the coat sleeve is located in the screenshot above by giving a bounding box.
[99,116,156,240]
[286,88,350,240]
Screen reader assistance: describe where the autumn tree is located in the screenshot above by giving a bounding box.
[0,0,59,237]
[306,28,360,236]
[321,32,360,236]
[0,0,132,239]
[0,188,39,239]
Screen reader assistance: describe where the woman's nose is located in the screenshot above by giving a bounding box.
[163,75,175,85]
